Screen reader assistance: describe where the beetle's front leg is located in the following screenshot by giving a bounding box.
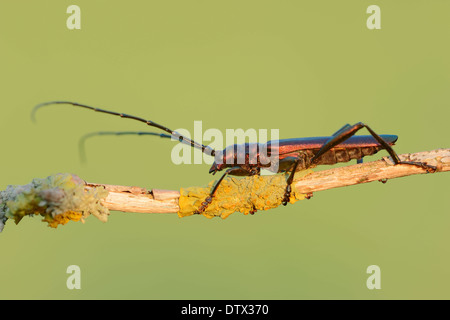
[195,167,256,214]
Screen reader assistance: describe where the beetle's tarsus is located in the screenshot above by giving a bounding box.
[282,185,292,206]
[195,196,212,214]
[398,161,437,173]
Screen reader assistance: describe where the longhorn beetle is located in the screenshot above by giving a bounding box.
[32,101,437,213]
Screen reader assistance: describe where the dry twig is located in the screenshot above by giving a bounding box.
[1,149,448,231]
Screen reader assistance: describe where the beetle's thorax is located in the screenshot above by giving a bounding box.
[208,142,274,175]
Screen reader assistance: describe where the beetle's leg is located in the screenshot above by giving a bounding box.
[309,123,437,172]
[281,154,307,206]
[196,167,257,214]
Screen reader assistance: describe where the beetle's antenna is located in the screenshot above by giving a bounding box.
[79,131,173,163]
[32,101,216,156]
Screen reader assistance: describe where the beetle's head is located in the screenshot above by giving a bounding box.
[208,163,219,175]
[209,160,227,175]
[208,149,228,175]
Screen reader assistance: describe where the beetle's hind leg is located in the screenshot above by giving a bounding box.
[281,122,438,207]
[311,122,437,172]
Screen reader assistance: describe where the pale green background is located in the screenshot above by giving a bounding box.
[0,1,449,299]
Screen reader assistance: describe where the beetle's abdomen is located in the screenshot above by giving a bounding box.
[312,146,380,165]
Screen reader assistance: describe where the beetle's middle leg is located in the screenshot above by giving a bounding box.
[281,153,308,206]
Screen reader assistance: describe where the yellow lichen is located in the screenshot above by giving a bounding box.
[43,210,83,229]
[178,169,313,219]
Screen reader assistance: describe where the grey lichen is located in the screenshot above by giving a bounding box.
[0,173,109,231]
